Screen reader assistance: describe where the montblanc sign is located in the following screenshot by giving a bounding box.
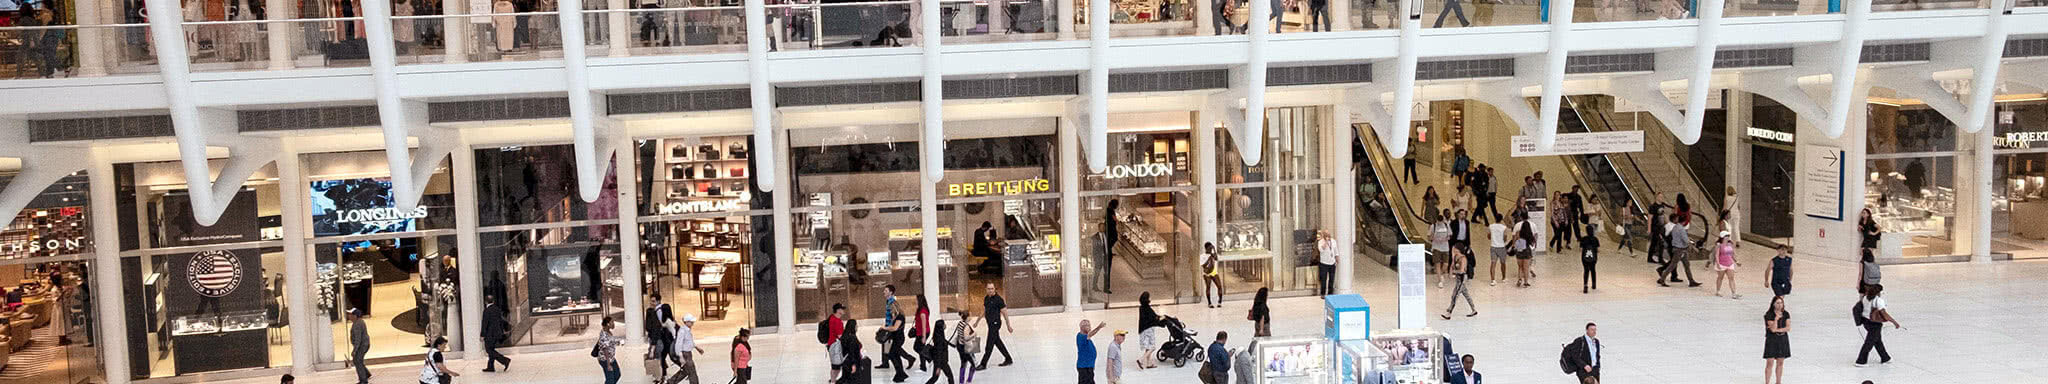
[655,199,744,215]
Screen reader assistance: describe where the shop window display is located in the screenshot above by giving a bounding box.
[113,160,293,379]
[790,124,926,323]
[0,171,104,383]
[298,151,462,364]
[474,144,623,347]
[1993,101,2048,259]
[1214,106,1334,295]
[936,120,1064,311]
[635,134,767,338]
[1864,100,1962,259]
[1745,95,1798,239]
[1083,111,1197,306]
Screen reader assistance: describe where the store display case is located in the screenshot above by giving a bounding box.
[170,309,270,374]
[1368,330,1445,384]
[1257,338,1335,384]
[1336,340,1394,384]
[1865,181,1956,258]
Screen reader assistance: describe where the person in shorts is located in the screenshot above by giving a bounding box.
[1486,214,1509,286]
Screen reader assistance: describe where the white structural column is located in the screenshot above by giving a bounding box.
[1820,0,1869,139]
[365,0,460,212]
[560,0,617,204]
[1241,0,1270,165]
[1059,109,1083,312]
[1332,103,1356,294]
[1383,0,1420,156]
[1058,0,1076,40]
[1195,0,1214,36]
[277,144,316,376]
[1961,0,2011,134]
[74,0,108,76]
[610,0,631,57]
[744,0,779,194]
[266,0,295,70]
[920,0,945,308]
[452,143,488,358]
[143,0,276,226]
[88,150,131,384]
[1973,111,1994,261]
[1678,0,1724,144]
[1532,0,1572,152]
[1085,0,1110,173]
[1195,109,1219,270]
[772,124,796,333]
[616,134,646,342]
[444,0,470,64]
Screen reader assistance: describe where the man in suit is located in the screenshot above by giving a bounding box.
[1450,354,1481,384]
[646,293,677,376]
[1565,323,1602,384]
[482,294,513,372]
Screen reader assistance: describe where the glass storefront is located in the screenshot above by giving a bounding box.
[1993,100,2048,260]
[1215,106,1333,295]
[937,119,1064,312]
[474,144,623,347]
[1084,111,1196,306]
[1745,95,1798,240]
[296,150,461,366]
[1865,100,1961,258]
[0,170,105,384]
[634,134,766,340]
[789,124,927,323]
[115,160,294,379]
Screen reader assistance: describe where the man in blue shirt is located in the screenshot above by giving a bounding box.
[1205,332,1231,384]
[1075,319,1108,384]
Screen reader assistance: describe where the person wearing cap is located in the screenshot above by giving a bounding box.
[349,308,371,384]
[668,314,706,384]
[1710,230,1743,299]
[1105,330,1127,384]
[1074,319,1108,384]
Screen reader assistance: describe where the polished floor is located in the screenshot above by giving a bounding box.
[212,242,2048,384]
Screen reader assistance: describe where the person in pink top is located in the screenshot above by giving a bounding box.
[732,328,753,384]
[1710,231,1742,299]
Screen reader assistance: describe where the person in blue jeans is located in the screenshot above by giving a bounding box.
[1434,0,1470,27]
[1307,0,1332,31]
[1205,332,1232,383]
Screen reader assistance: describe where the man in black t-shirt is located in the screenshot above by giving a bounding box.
[977,282,1015,370]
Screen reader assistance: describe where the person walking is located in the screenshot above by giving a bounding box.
[349,308,371,384]
[954,313,981,383]
[481,295,513,372]
[1549,192,1573,252]
[1564,323,1601,384]
[1202,242,1225,308]
[1403,146,1419,184]
[1440,245,1477,319]
[1482,167,1503,218]
[1306,0,1331,31]
[1106,330,1127,384]
[1579,222,1600,294]
[1762,296,1790,384]
[1203,332,1232,384]
[1135,292,1163,369]
[827,304,850,382]
[1233,340,1258,384]
[1487,215,1509,286]
[1854,284,1902,367]
[1646,193,1669,265]
[878,286,913,382]
[1430,212,1453,288]
[419,337,457,384]
[1433,0,1470,27]
[1710,232,1742,299]
[924,320,956,384]
[1766,244,1793,296]
[1452,209,1474,251]
[1858,208,1882,252]
[1513,213,1536,288]
[732,328,754,384]
[646,294,678,377]
[670,315,708,384]
[912,294,933,371]
[1423,187,1443,224]
[1076,320,1109,384]
[1103,199,1121,294]
[1316,231,1338,296]
[596,317,626,384]
[1249,288,1272,337]
[1658,214,1701,287]
[840,319,873,384]
[977,283,1015,369]
[1859,249,1881,293]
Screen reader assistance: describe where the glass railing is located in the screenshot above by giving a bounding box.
[586,6,750,57]
[0,23,155,80]
[1575,0,1699,21]
[940,0,1061,43]
[1075,0,1199,37]
[390,11,578,65]
[2020,0,2048,9]
[1873,0,1983,11]
[766,1,916,50]
[1416,0,1545,28]
[1723,0,1831,17]
[180,18,387,72]
[1347,0,1402,30]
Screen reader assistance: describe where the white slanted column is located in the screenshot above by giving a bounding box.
[1060,102,1083,312]
[1531,0,1573,152]
[616,132,646,343]
[144,0,281,226]
[919,0,945,310]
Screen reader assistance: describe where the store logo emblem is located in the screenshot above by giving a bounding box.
[334,207,430,227]
[656,200,744,215]
[187,250,243,298]
[1746,127,1794,143]
[1104,163,1174,179]
[947,179,1052,197]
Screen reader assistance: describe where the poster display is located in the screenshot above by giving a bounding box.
[311,177,433,236]
[1396,244,1426,330]
[153,189,272,374]
[1801,144,1846,220]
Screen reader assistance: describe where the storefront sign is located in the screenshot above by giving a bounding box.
[654,199,744,215]
[1801,145,1846,221]
[312,178,436,236]
[1747,127,1795,143]
[1509,131,1645,157]
[1103,163,1174,179]
[0,236,88,254]
[332,207,430,227]
[945,178,1052,197]
[185,249,245,298]
[1998,131,2048,149]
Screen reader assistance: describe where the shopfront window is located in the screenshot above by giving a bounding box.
[1992,100,2048,260]
[635,135,767,338]
[790,124,924,323]
[1074,0,1196,37]
[1864,97,1963,259]
[1214,106,1333,295]
[938,119,1063,312]
[299,150,462,364]
[0,171,104,384]
[474,145,623,347]
[1745,95,1798,239]
[114,160,293,379]
[1084,111,1196,306]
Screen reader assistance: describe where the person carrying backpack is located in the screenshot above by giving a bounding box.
[823,304,849,382]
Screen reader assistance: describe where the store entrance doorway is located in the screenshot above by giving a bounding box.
[315,235,459,366]
[1084,190,1195,308]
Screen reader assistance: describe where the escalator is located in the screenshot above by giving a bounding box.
[1352,124,1427,267]
[1559,95,1721,251]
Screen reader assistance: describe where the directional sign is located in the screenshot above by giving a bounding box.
[1801,144,1845,221]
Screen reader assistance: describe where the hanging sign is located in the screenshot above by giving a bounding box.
[1510,131,1645,157]
[1747,127,1795,143]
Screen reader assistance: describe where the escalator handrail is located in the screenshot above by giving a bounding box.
[1355,124,1428,242]
[1564,96,1652,228]
[1580,97,1724,212]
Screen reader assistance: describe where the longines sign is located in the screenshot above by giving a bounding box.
[333,207,431,228]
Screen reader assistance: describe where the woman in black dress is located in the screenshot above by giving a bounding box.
[1762,295,1791,384]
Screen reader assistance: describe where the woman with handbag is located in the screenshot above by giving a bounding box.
[594,317,625,384]
[923,320,956,384]
[419,337,457,384]
[1855,284,1902,367]
[1247,288,1271,337]
[732,329,754,384]
[954,312,981,383]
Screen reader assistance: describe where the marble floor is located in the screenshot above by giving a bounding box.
[214,242,2048,384]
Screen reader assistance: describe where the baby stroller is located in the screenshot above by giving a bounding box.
[1154,315,1206,367]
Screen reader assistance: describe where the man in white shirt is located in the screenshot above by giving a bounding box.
[1566,323,1601,384]
[1316,231,1338,296]
[668,315,706,384]
[1486,216,1509,286]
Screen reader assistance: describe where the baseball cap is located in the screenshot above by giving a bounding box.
[682,314,698,323]
[1114,330,1128,336]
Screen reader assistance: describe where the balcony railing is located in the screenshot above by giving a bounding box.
[0,23,152,80]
